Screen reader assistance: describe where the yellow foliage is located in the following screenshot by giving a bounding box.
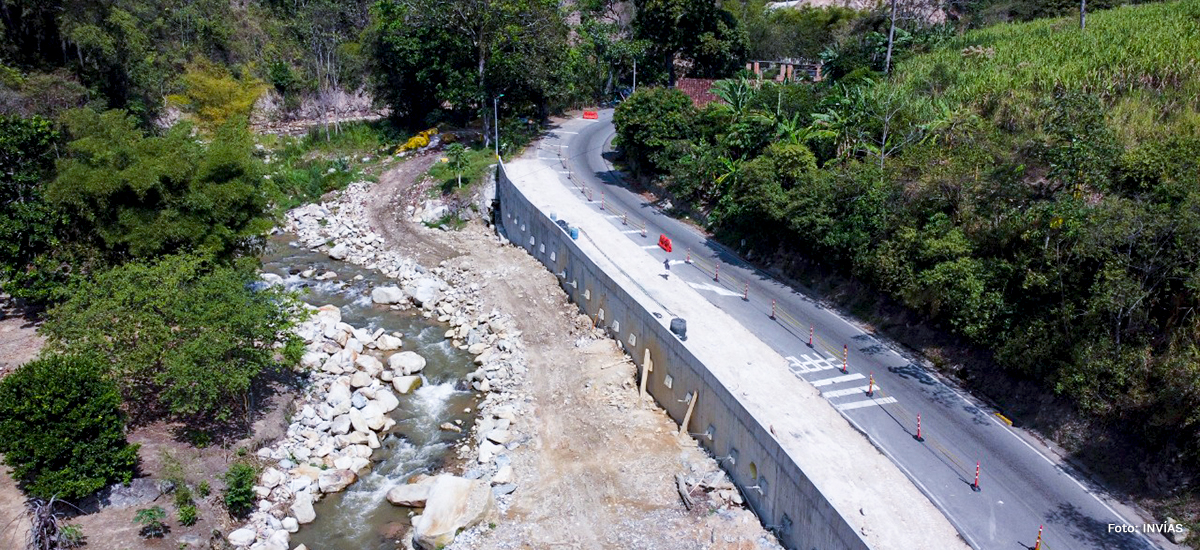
[398,128,439,153]
[176,58,265,130]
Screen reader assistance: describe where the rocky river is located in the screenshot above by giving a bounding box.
[229,182,531,550]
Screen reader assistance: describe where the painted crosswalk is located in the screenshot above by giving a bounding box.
[785,353,897,412]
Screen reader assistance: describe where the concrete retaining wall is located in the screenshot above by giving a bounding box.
[496,163,870,550]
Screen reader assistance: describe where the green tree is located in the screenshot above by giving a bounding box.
[446,143,469,188]
[0,115,73,302]
[49,109,272,262]
[612,87,696,176]
[42,253,300,425]
[0,355,139,500]
[368,0,569,134]
[633,0,748,84]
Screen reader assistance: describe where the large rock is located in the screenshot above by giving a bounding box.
[392,375,423,394]
[348,408,369,433]
[374,390,400,413]
[327,380,352,407]
[386,476,436,507]
[360,403,386,431]
[331,414,352,435]
[371,286,406,304]
[388,351,426,375]
[292,491,317,524]
[350,371,372,388]
[412,475,496,550]
[318,469,357,493]
[355,354,384,376]
[260,468,284,489]
[328,243,349,260]
[227,527,257,547]
[410,278,441,308]
[262,529,290,550]
[375,334,403,351]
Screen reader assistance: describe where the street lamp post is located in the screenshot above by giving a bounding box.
[493,94,504,158]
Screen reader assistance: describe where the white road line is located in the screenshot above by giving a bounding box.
[822,386,870,398]
[639,245,659,250]
[554,131,579,134]
[621,230,642,234]
[668,259,687,266]
[836,397,897,411]
[811,373,865,387]
[545,144,569,147]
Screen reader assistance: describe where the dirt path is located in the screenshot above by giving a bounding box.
[0,299,43,547]
[368,159,779,549]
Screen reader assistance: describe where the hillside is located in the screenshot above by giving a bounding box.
[615,0,1200,522]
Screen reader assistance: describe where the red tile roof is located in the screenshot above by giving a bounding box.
[676,78,720,108]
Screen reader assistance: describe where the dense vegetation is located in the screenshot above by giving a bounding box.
[0,355,139,500]
[617,0,1200,486]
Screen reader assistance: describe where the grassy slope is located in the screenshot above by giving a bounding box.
[896,0,1200,144]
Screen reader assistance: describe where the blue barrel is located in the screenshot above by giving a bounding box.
[570,227,579,240]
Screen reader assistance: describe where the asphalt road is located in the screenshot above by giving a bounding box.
[531,109,1170,550]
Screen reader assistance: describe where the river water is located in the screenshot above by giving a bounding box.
[260,236,479,549]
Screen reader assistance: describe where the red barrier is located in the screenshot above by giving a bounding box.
[658,234,673,252]
[583,111,599,119]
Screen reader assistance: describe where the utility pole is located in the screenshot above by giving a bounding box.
[1080,0,1087,29]
[884,0,899,74]
[493,94,503,158]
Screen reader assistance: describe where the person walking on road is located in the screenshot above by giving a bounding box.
[663,257,671,280]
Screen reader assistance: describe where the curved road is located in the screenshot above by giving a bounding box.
[528,109,1172,550]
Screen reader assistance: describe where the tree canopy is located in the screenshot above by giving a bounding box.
[42,253,301,425]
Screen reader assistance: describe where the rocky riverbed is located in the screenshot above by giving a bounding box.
[229,182,531,550]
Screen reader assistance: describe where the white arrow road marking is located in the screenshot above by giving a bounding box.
[685,281,742,297]
[836,397,897,411]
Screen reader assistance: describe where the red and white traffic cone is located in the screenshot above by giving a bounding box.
[600,191,605,210]
[1034,525,1043,550]
[808,326,814,347]
[915,413,924,442]
[622,212,628,225]
[685,249,691,264]
[714,264,719,282]
[842,344,848,373]
[770,300,776,320]
[866,371,874,396]
[743,283,749,301]
[972,461,981,492]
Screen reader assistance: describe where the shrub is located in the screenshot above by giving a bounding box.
[58,523,84,548]
[133,506,168,538]
[173,484,194,509]
[223,463,258,518]
[197,480,211,498]
[42,253,300,425]
[177,504,198,527]
[0,355,139,500]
